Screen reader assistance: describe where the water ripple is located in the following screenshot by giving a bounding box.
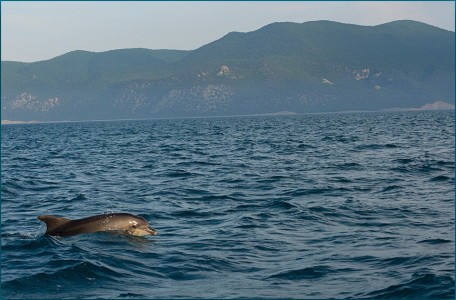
[1,111,454,299]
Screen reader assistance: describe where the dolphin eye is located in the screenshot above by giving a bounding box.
[129,221,138,229]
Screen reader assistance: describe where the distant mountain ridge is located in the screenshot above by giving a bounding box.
[2,20,454,121]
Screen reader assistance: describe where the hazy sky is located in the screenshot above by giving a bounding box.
[2,1,455,62]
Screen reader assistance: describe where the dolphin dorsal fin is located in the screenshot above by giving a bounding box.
[37,215,71,234]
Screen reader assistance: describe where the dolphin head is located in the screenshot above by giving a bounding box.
[124,215,158,236]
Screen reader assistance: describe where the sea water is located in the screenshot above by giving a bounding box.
[1,110,454,299]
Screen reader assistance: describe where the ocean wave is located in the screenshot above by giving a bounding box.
[2,260,125,292]
[430,175,452,182]
[267,265,351,280]
[362,272,455,299]
[117,292,147,299]
[283,187,350,197]
[355,143,400,150]
[2,111,454,299]
[417,238,453,244]
[1,178,60,192]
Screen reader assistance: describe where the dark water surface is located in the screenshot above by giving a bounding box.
[1,111,454,299]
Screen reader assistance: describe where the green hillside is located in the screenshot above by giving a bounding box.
[2,48,189,90]
[181,20,453,82]
[1,20,454,121]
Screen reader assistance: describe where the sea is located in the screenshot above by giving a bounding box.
[1,110,454,299]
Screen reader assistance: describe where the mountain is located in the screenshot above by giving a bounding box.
[2,20,454,121]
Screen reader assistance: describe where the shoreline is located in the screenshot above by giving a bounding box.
[2,107,454,125]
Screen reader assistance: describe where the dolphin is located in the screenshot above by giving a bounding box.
[37,213,158,237]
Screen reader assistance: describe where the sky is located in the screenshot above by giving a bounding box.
[2,1,455,62]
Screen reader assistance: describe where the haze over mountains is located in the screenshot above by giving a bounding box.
[2,20,454,121]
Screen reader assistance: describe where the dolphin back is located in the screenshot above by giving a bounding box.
[38,215,71,234]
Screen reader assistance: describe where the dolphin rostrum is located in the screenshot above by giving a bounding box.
[38,213,158,237]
